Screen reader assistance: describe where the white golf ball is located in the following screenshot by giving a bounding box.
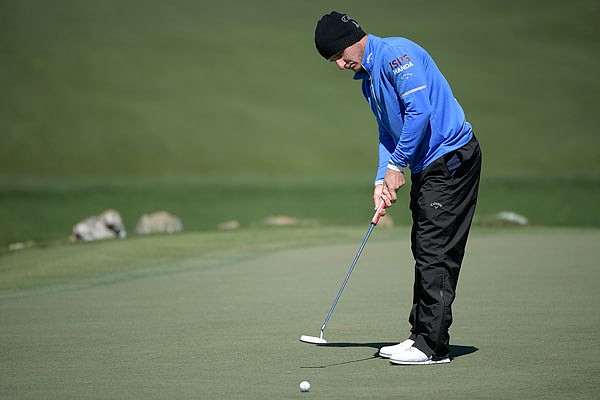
[299,380,311,392]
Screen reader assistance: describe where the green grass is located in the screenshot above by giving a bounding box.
[1,227,599,399]
[1,0,598,179]
[0,226,390,295]
[1,0,599,247]
[1,2,598,398]
[1,176,599,248]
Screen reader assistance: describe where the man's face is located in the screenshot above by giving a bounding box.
[328,41,365,72]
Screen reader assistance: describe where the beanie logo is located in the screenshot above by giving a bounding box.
[341,14,360,28]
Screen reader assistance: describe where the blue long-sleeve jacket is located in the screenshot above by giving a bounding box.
[353,35,473,184]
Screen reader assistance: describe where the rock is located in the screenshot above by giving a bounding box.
[477,211,529,227]
[7,240,35,252]
[218,220,240,230]
[495,211,528,226]
[262,215,319,227]
[72,209,126,242]
[135,211,183,235]
[263,215,300,226]
[377,214,395,228]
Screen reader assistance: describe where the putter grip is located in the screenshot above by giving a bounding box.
[371,199,387,225]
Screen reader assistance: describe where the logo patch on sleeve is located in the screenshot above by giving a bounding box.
[389,54,414,75]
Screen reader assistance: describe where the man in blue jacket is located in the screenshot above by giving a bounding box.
[315,11,482,365]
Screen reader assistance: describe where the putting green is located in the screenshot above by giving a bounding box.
[1,228,598,399]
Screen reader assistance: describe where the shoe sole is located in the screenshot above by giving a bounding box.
[390,357,451,365]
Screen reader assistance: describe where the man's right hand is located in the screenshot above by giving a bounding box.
[373,184,388,216]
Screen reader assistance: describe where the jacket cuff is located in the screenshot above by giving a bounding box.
[387,162,404,173]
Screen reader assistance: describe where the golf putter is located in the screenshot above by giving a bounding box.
[300,198,387,344]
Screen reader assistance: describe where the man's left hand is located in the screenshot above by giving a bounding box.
[382,169,405,205]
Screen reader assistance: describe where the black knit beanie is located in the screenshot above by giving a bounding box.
[315,11,366,59]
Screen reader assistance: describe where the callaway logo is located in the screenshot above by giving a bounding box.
[366,52,373,65]
[389,54,414,75]
[430,202,443,209]
[341,14,361,28]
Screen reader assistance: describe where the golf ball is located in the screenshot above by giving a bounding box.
[299,380,311,392]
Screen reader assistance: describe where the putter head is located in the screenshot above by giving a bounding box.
[300,335,328,345]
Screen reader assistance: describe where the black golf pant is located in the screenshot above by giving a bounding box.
[408,137,482,359]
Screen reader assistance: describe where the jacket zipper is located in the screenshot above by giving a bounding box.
[364,66,383,116]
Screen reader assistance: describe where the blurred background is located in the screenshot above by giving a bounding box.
[1,0,599,246]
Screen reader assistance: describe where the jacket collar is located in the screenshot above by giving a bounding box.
[354,34,379,80]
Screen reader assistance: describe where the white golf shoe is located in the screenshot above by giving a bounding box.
[389,346,451,365]
[378,339,415,358]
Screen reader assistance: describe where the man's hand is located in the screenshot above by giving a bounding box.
[373,184,387,216]
[374,169,405,214]
[383,168,405,205]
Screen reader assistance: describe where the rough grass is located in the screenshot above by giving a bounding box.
[0,1,598,243]
[1,176,599,248]
[1,0,598,179]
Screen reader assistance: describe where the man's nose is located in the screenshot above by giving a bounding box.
[335,59,345,70]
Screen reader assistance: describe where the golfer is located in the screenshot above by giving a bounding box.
[315,11,482,365]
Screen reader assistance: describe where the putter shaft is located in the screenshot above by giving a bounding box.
[318,200,386,337]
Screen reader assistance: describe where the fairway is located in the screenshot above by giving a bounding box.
[1,228,598,399]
